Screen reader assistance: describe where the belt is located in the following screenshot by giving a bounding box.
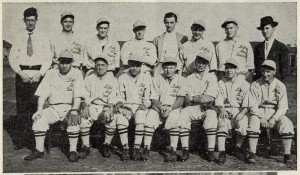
[20,65,41,70]
[259,105,277,109]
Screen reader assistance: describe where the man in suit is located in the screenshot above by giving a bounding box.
[253,16,289,82]
[153,12,188,75]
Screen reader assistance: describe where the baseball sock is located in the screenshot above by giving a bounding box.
[104,127,115,145]
[206,128,217,151]
[118,125,128,146]
[144,126,155,149]
[248,131,259,153]
[134,123,144,146]
[80,128,90,147]
[180,128,190,148]
[217,131,227,151]
[68,131,80,152]
[34,130,46,152]
[281,134,293,154]
[170,128,180,149]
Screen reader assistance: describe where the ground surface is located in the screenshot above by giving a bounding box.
[2,60,297,173]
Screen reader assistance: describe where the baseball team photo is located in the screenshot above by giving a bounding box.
[2,1,297,173]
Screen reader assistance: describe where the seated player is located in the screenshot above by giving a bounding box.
[247,60,294,164]
[215,58,250,164]
[117,53,152,161]
[164,52,219,162]
[24,50,85,162]
[143,57,186,161]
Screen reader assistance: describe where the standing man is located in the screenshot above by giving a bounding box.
[247,60,294,164]
[120,20,157,76]
[253,16,289,82]
[143,57,186,161]
[83,18,120,76]
[9,7,52,149]
[51,11,84,69]
[216,18,254,82]
[153,12,188,75]
[177,20,217,77]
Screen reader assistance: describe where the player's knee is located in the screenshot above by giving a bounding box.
[32,118,49,132]
[67,125,80,133]
[116,115,129,127]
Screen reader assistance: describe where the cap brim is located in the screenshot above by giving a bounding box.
[224,62,238,68]
[261,65,276,70]
[257,22,278,30]
[58,57,73,63]
[133,25,146,29]
[221,21,238,28]
[61,15,74,21]
[97,21,110,26]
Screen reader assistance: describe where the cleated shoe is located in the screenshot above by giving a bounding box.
[24,149,44,161]
[235,146,245,160]
[247,150,256,164]
[102,143,111,158]
[207,151,215,162]
[68,151,79,162]
[164,147,177,162]
[141,148,150,161]
[284,154,293,164]
[180,147,190,162]
[218,151,226,164]
[121,145,129,161]
[78,145,91,159]
[132,147,141,161]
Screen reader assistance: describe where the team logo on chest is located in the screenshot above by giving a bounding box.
[66,77,75,91]
[103,84,113,98]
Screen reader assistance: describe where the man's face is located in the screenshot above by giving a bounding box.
[163,64,177,78]
[24,16,37,32]
[95,60,108,76]
[58,61,72,75]
[195,57,209,73]
[134,27,146,40]
[164,17,176,32]
[262,24,275,40]
[61,17,74,32]
[128,61,142,77]
[192,26,205,40]
[262,66,275,82]
[225,23,238,39]
[225,64,238,79]
[97,23,109,38]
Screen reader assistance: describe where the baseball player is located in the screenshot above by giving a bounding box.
[216,18,254,82]
[247,60,294,164]
[24,50,84,162]
[164,52,219,162]
[177,20,217,77]
[117,53,152,161]
[79,55,125,160]
[143,56,186,161]
[83,18,120,76]
[51,11,84,69]
[120,20,157,77]
[215,58,250,164]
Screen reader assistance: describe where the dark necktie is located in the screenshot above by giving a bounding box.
[27,33,33,57]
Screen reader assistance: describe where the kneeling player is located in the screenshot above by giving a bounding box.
[24,51,85,162]
[117,54,152,161]
[247,60,294,164]
[215,58,250,164]
[143,57,186,161]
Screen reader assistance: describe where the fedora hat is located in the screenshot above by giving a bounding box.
[257,16,278,30]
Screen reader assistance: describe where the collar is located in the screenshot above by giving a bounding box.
[61,30,74,35]
[191,36,204,42]
[194,70,206,80]
[265,37,275,44]
[58,68,73,78]
[225,34,240,42]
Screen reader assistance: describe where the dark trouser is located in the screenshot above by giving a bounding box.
[13,74,41,148]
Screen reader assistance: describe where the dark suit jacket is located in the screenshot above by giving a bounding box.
[153,32,188,62]
[254,39,289,81]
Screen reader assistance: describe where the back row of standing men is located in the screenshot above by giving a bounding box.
[9,7,293,164]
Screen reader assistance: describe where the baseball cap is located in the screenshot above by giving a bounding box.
[195,52,210,63]
[262,60,276,70]
[96,17,109,26]
[221,18,238,28]
[133,20,146,29]
[224,58,238,68]
[58,50,73,63]
[61,11,74,21]
[94,54,109,65]
[192,19,206,30]
[162,57,177,64]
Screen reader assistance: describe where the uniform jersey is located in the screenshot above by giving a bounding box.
[118,72,152,105]
[121,38,157,72]
[249,77,288,119]
[150,73,186,106]
[35,68,84,104]
[215,75,250,108]
[84,35,120,71]
[51,31,84,67]
[84,72,120,105]
[177,38,217,74]
[185,70,218,98]
[216,37,254,73]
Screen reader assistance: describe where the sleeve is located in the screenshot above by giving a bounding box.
[241,82,250,108]
[120,42,131,66]
[204,74,218,98]
[34,72,51,98]
[109,79,124,104]
[39,38,53,76]
[118,77,126,101]
[144,76,153,100]
[209,43,218,71]
[177,45,185,73]
[248,82,261,116]
[114,41,121,69]
[215,81,224,107]
[149,43,158,65]
[84,76,92,104]
[50,37,58,64]
[177,77,187,97]
[73,72,85,99]
[8,42,22,74]
[246,41,254,70]
[272,84,288,120]
[149,77,160,100]
[215,43,221,71]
